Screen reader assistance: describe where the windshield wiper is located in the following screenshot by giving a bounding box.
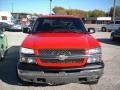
[66,29,83,33]
[52,29,83,33]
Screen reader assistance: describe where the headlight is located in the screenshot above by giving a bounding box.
[20,47,36,64]
[87,48,101,55]
[87,48,102,63]
[20,47,34,54]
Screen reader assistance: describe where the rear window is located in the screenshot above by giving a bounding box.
[32,18,86,33]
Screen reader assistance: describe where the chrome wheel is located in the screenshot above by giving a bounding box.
[102,27,106,32]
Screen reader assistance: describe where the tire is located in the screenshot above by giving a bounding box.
[110,34,117,41]
[101,27,107,32]
[87,80,98,85]
[83,80,98,85]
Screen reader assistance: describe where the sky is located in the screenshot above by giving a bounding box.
[0,0,120,14]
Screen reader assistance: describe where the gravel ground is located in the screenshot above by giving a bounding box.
[0,31,120,90]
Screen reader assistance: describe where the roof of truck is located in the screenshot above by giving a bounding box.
[38,15,80,19]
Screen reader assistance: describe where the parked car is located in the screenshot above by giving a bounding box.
[27,20,35,30]
[0,22,11,31]
[111,27,120,41]
[101,20,120,32]
[9,23,25,31]
[17,15,104,85]
[0,28,8,60]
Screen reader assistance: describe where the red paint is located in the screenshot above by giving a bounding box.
[22,33,100,50]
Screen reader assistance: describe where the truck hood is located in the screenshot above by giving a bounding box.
[22,33,100,50]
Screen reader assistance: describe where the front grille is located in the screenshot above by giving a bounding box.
[39,49,85,56]
[41,59,84,64]
[39,49,85,64]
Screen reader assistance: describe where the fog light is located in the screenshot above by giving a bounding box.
[20,57,36,64]
[87,56,102,63]
[27,58,36,63]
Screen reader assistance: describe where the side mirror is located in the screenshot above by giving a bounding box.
[23,27,31,34]
[87,28,95,34]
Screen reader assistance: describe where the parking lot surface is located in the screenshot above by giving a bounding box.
[0,31,120,90]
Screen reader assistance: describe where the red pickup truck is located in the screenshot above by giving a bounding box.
[17,15,104,85]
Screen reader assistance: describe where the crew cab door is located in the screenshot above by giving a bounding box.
[107,21,120,30]
[114,21,120,30]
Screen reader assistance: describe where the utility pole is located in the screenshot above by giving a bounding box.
[113,0,116,24]
[50,0,52,15]
[11,0,14,13]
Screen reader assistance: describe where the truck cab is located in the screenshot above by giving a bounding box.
[101,20,120,32]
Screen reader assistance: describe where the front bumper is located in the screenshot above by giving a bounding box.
[17,62,104,84]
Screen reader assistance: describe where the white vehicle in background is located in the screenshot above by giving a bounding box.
[8,22,25,31]
[101,20,120,32]
[0,11,13,25]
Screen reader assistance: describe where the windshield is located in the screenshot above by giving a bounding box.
[32,18,87,33]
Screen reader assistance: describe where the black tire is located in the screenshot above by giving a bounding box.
[110,34,117,41]
[87,80,98,85]
[101,27,107,32]
[83,80,98,85]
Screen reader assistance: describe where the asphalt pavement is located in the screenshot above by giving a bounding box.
[0,31,120,90]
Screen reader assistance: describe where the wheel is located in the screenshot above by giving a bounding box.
[110,34,117,41]
[101,27,107,32]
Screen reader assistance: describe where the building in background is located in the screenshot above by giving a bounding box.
[0,11,13,25]
[84,17,112,24]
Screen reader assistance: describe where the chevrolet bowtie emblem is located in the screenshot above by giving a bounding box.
[57,55,68,61]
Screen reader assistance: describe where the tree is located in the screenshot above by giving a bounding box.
[88,10,106,17]
[53,7,67,15]
[52,6,106,18]
[66,9,87,18]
